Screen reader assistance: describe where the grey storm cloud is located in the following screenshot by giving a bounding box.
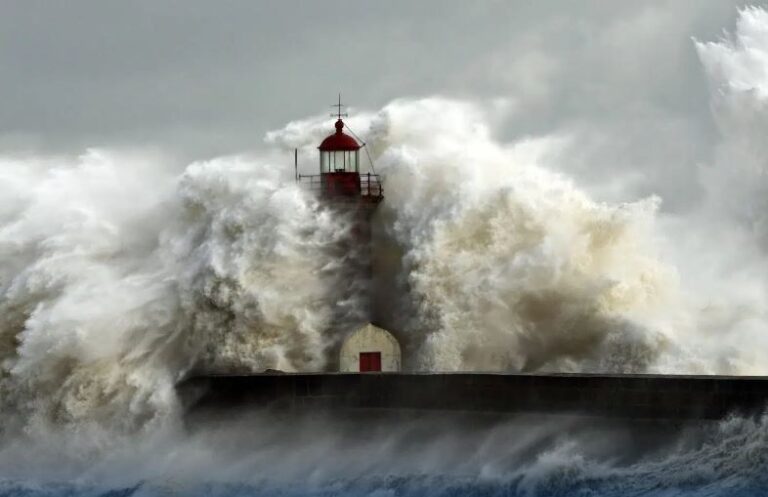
[0,0,759,208]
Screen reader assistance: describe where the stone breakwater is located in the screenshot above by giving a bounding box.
[180,372,768,420]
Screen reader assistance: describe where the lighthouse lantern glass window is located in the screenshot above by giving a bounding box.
[321,150,359,173]
[348,151,359,172]
[334,151,345,172]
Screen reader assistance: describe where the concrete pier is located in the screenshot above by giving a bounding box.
[179,372,768,420]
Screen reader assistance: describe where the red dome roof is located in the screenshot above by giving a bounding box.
[318,119,361,151]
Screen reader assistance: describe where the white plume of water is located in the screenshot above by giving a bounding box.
[0,150,360,451]
[361,99,681,373]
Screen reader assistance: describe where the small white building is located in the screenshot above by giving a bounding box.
[339,323,401,372]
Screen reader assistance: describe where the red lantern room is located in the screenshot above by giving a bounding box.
[297,96,383,205]
[320,119,361,173]
[318,118,363,198]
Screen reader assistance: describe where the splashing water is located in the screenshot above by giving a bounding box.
[0,151,363,451]
[3,6,768,496]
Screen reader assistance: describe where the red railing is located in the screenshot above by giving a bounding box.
[297,172,383,201]
[361,172,383,199]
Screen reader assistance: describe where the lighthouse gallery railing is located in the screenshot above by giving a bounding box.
[297,172,383,200]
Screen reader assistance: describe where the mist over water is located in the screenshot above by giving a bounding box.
[3,6,768,496]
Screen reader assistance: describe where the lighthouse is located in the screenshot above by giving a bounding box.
[297,97,400,373]
[298,95,383,207]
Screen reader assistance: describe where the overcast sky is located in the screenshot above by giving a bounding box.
[0,0,762,207]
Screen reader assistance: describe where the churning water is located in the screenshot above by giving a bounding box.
[4,7,768,496]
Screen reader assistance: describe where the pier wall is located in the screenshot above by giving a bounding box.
[179,372,768,420]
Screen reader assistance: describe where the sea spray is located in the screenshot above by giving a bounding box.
[368,98,678,372]
[0,151,361,450]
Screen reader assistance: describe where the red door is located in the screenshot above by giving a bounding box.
[359,352,382,372]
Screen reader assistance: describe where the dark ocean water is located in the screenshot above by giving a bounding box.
[2,475,767,497]
[3,410,767,497]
